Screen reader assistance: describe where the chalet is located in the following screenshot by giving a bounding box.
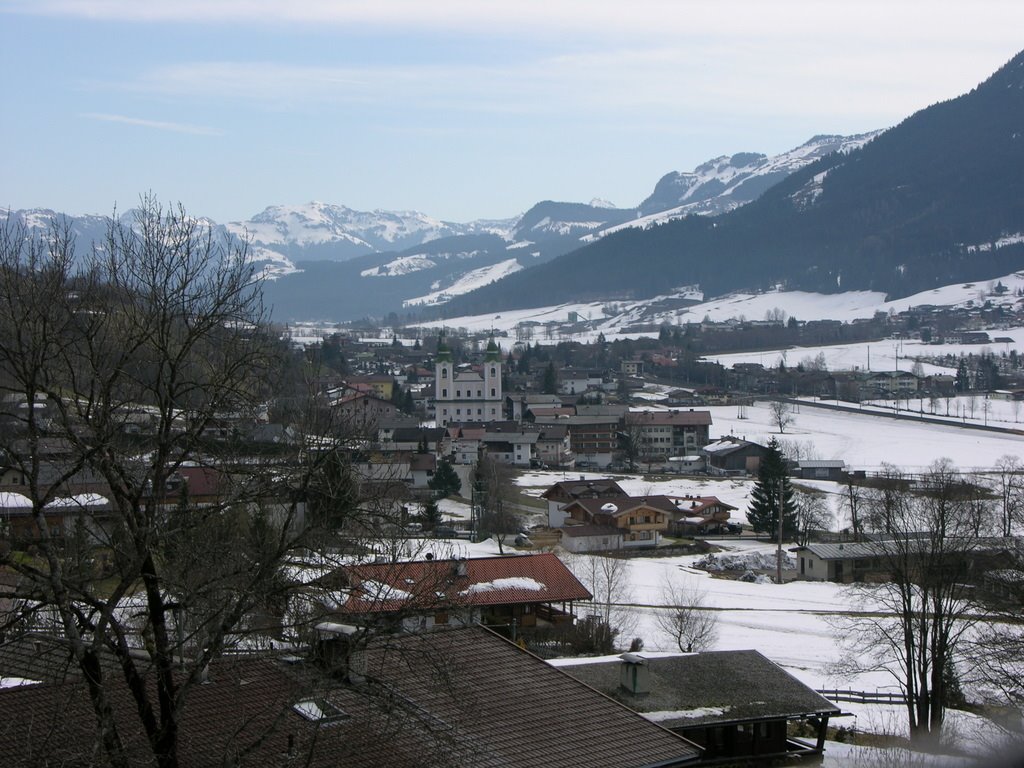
[448,423,486,465]
[540,478,628,527]
[560,496,673,549]
[557,650,841,766]
[408,453,436,488]
[534,424,575,468]
[666,496,738,536]
[322,553,593,634]
[482,422,541,466]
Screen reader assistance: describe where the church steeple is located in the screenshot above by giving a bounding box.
[436,333,452,363]
[484,336,500,362]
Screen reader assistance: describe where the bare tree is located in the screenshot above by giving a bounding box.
[654,575,717,652]
[840,477,867,540]
[563,552,636,649]
[793,490,832,546]
[768,400,794,433]
[474,454,521,554]
[992,454,1024,537]
[836,459,991,748]
[0,201,362,768]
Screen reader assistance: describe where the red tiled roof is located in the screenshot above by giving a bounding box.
[335,553,592,614]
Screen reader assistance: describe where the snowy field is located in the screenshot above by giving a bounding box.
[699,401,1021,473]
[411,270,1024,348]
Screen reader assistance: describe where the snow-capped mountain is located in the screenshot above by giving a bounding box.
[224,202,516,262]
[637,133,880,217]
[6,130,875,322]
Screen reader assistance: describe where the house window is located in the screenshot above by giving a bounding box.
[293,698,349,724]
[477,389,482,397]
[441,368,448,378]
[456,390,461,397]
[490,367,496,377]
[442,388,448,397]
[490,388,496,396]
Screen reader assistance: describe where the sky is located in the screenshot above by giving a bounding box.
[2,1,1023,225]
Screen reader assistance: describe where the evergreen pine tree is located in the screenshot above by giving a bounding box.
[746,438,797,541]
[542,361,558,394]
[429,458,462,497]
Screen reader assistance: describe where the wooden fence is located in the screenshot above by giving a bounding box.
[816,688,908,705]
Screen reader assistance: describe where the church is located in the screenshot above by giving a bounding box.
[434,337,503,427]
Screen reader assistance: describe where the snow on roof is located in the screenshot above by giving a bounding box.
[0,492,31,508]
[643,706,731,722]
[45,493,109,508]
[460,577,546,595]
[359,580,414,602]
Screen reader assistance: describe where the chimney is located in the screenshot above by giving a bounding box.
[619,653,650,696]
[314,622,366,682]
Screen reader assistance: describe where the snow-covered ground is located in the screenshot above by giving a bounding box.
[403,258,523,307]
[412,270,1024,348]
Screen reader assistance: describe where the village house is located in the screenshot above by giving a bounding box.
[329,389,399,431]
[557,651,841,766]
[558,368,610,396]
[702,437,771,476]
[559,496,673,549]
[0,627,704,767]
[792,537,1019,583]
[318,553,592,635]
[666,495,739,536]
[624,410,713,460]
[540,478,628,527]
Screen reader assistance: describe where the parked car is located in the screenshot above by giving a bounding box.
[434,526,458,539]
[514,534,533,547]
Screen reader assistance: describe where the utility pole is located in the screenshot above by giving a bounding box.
[776,480,784,585]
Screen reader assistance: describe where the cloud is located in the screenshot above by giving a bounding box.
[81,113,223,136]
[9,0,1024,50]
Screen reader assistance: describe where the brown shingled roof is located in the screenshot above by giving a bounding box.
[0,628,702,767]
